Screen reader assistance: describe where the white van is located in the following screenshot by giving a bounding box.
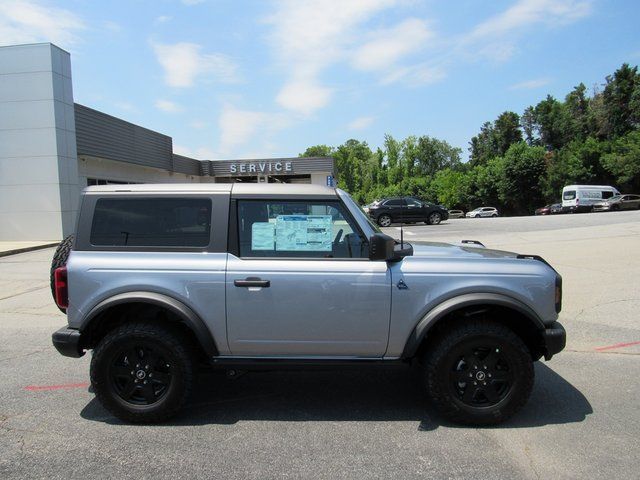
[562,185,620,212]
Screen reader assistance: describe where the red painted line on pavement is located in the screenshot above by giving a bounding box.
[24,382,89,391]
[594,341,640,352]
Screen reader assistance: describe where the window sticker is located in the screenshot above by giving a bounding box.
[251,222,275,250]
[275,215,332,251]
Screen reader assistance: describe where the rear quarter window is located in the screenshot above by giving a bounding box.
[90,197,211,247]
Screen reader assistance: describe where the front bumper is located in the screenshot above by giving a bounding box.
[52,326,85,358]
[541,321,566,360]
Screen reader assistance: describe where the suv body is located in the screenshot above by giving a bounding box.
[592,194,640,212]
[466,207,498,218]
[52,184,565,424]
[366,197,449,226]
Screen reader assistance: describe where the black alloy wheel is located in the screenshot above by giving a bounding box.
[423,320,534,425]
[447,341,514,408]
[91,322,193,423]
[108,340,174,406]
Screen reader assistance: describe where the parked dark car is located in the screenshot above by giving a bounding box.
[550,203,563,214]
[535,205,551,215]
[365,197,449,226]
[535,203,563,215]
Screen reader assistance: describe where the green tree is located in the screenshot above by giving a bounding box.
[602,64,639,137]
[300,145,334,157]
[601,131,640,190]
[499,142,547,214]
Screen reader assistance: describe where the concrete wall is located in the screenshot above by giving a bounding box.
[0,43,78,241]
[78,155,204,185]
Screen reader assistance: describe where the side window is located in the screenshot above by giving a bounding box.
[405,198,421,207]
[384,199,403,207]
[237,200,368,259]
[90,197,211,247]
[602,191,614,199]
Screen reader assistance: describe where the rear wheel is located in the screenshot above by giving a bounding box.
[90,322,193,423]
[423,320,534,425]
[377,214,392,227]
[50,234,74,312]
[491,213,498,217]
[427,212,442,225]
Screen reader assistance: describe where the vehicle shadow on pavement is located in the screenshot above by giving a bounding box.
[80,362,591,429]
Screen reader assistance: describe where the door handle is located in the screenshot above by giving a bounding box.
[234,277,270,288]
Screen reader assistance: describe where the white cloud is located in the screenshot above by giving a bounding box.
[155,99,183,113]
[189,120,208,130]
[0,0,85,47]
[381,63,446,86]
[181,0,206,5]
[151,41,239,88]
[266,0,400,115]
[469,0,592,41]
[509,77,551,90]
[455,1,592,64]
[352,18,433,71]
[348,116,375,131]
[154,15,171,24]
[218,105,289,155]
[276,79,332,116]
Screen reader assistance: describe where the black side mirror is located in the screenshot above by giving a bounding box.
[369,233,395,261]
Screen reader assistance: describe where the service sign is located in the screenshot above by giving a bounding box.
[230,161,293,175]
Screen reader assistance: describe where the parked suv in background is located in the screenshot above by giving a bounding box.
[466,207,499,218]
[592,194,640,212]
[366,197,449,226]
[51,183,564,425]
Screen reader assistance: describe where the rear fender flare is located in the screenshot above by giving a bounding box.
[81,291,218,356]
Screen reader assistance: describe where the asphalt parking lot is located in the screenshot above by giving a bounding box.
[1,211,639,479]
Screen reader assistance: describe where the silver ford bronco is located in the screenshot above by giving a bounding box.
[51,183,565,424]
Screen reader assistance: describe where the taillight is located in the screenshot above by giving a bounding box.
[54,267,68,310]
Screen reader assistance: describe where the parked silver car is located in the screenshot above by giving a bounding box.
[466,207,499,218]
[592,194,640,211]
[448,209,465,219]
[51,183,564,425]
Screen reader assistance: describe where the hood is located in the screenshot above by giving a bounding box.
[409,241,518,259]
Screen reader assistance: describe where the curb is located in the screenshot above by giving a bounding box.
[0,242,60,258]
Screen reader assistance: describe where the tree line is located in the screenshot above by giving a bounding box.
[301,63,640,214]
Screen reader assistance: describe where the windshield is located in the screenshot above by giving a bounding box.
[607,195,622,202]
[337,189,382,235]
[563,190,576,200]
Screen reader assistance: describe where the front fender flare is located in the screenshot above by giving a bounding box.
[81,291,218,356]
[401,292,545,359]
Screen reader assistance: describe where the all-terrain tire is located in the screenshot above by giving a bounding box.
[50,234,74,312]
[90,322,194,423]
[423,320,534,425]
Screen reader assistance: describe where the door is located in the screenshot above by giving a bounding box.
[225,198,392,357]
[383,198,404,222]
[404,198,425,221]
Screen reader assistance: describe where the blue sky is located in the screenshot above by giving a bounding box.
[1,0,639,160]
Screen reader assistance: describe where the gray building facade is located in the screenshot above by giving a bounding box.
[0,43,335,241]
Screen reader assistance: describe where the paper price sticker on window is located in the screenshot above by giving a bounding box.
[275,215,332,251]
[251,222,275,250]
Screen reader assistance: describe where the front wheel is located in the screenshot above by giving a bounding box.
[90,322,194,423]
[491,213,498,217]
[475,214,481,218]
[427,212,442,225]
[377,214,392,227]
[423,320,534,425]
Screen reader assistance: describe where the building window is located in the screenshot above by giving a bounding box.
[87,178,139,186]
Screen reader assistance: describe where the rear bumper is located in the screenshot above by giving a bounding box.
[52,327,85,358]
[541,321,566,360]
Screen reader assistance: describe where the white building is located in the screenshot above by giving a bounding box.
[0,43,336,241]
